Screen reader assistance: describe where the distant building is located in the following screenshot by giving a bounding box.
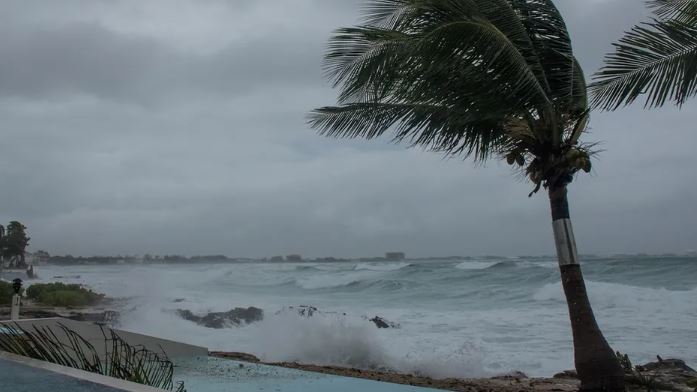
[27,250,50,265]
[285,254,302,262]
[269,256,284,262]
[385,252,405,261]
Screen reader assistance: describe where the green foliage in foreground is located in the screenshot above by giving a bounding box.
[26,283,105,307]
[617,350,635,373]
[0,281,21,305]
[0,322,185,391]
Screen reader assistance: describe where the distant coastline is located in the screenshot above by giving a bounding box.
[30,251,696,266]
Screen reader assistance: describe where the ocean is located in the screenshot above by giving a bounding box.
[34,256,696,378]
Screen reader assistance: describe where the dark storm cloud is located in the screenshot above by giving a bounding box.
[0,23,164,100]
[0,23,322,103]
[0,0,695,258]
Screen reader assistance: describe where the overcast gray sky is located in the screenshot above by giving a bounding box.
[1,0,695,258]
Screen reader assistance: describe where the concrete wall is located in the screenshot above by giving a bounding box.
[0,317,207,361]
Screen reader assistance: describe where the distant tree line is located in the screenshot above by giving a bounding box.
[43,254,364,265]
[44,254,236,265]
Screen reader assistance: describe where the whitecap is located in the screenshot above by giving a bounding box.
[454,261,499,270]
[353,262,411,272]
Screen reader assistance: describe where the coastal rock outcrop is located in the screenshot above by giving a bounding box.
[176,307,263,329]
[367,316,400,329]
[277,305,347,318]
[287,305,322,317]
[279,305,400,329]
[554,357,697,392]
[629,357,697,391]
[178,304,401,330]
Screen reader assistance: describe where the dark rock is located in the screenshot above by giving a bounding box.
[629,358,697,391]
[553,370,577,379]
[368,316,400,329]
[210,351,261,363]
[636,358,695,373]
[287,305,318,317]
[177,309,198,322]
[295,305,318,317]
[492,370,528,380]
[276,306,398,329]
[176,307,263,329]
[277,305,347,318]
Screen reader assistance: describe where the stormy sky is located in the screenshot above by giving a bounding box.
[1,0,695,258]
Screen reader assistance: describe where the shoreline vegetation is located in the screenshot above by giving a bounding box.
[0,282,117,322]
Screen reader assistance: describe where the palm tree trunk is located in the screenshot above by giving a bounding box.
[549,185,625,391]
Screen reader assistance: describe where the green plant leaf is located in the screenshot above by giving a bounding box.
[591,15,697,109]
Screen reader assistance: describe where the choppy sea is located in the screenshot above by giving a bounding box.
[34,255,697,378]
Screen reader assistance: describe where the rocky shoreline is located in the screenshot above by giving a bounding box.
[175,304,401,329]
[210,351,697,392]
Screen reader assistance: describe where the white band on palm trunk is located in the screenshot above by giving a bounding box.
[553,218,579,265]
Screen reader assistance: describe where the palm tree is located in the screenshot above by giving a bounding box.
[3,221,30,268]
[591,0,697,109]
[309,0,624,390]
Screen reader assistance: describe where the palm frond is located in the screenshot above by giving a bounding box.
[569,58,589,114]
[509,0,575,105]
[324,5,553,110]
[648,0,697,23]
[360,0,411,28]
[311,0,592,190]
[590,18,697,109]
[309,102,506,160]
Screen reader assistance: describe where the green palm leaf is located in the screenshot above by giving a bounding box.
[310,0,590,176]
[310,102,506,159]
[648,0,697,23]
[590,18,697,109]
[591,0,697,109]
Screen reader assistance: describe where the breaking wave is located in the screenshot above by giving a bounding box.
[35,255,697,378]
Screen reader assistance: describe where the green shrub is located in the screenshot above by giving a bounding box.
[39,290,90,307]
[686,378,697,389]
[26,282,104,307]
[616,351,634,373]
[0,281,16,305]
